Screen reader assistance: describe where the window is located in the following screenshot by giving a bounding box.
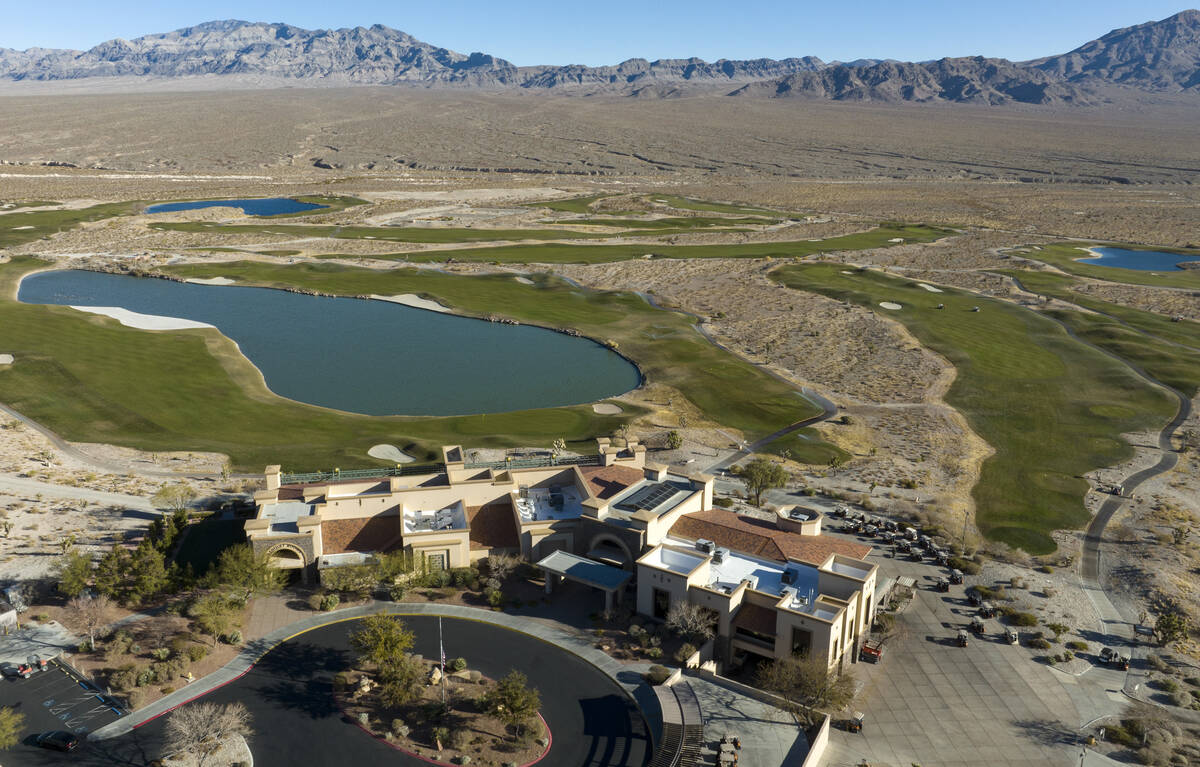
[791,627,812,656]
[653,588,671,619]
[426,552,448,571]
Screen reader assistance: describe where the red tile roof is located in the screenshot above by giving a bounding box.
[669,509,872,567]
[466,502,520,552]
[579,465,645,500]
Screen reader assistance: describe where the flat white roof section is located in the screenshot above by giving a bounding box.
[829,559,873,580]
[516,484,584,522]
[537,551,632,592]
[641,545,706,576]
[709,550,785,595]
[260,500,314,535]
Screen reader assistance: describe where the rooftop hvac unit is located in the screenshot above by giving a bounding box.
[695,539,716,555]
[713,548,729,564]
[518,486,529,500]
[781,569,797,585]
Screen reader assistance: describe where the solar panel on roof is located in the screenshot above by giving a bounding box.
[615,482,679,513]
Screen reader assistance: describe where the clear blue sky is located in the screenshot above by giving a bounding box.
[2,1,1191,65]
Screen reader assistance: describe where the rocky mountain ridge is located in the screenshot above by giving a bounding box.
[1,12,1197,105]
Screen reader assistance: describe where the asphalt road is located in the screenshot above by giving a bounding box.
[17,616,653,767]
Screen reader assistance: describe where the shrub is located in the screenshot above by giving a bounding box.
[1154,678,1180,693]
[108,664,140,691]
[151,648,171,661]
[225,630,243,645]
[1028,638,1052,650]
[160,686,174,695]
[674,643,698,665]
[1066,641,1088,652]
[947,557,981,575]
[391,718,410,738]
[1003,609,1038,627]
[320,593,340,611]
[449,729,472,750]
[1148,655,1171,673]
[1170,691,1191,708]
[1061,650,1074,661]
[644,665,672,685]
[431,726,450,745]
[713,497,734,508]
[487,589,504,608]
[1186,677,1200,687]
[645,647,663,659]
[307,592,325,611]
[1105,724,1137,747]
[1043,587,1057,599]
[452,657,467,672]
[1036,565,1054,574]
[1045,622,1069,639]
[126,688,147,710]
[186,644,207,663]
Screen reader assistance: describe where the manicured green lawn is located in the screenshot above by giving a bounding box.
[770,264,1177,554]
[649,195,782,216]
[359,223,951,264]
[555,216,778,229]
[526,194,614,213]
[1002,270,1200,395]
[1014,242,1200,290]
[0,257,832,472]
[0,201,141,249]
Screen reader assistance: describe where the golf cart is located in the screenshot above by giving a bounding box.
[1099,647,1131,670]
[1006,628,1019,645]
[956,629,969,647]
[978,601,997,619]
[949,569,964,585]
[935,577,950,593]
[970,616,986,635]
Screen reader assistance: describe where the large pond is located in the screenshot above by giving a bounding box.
[144,198,326,216]
[1077,247,1200,272]
[19,270,641,416]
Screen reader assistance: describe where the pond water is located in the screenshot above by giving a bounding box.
[19,270,641,416]
[144,198,327,216]
[1076,247,1200,272]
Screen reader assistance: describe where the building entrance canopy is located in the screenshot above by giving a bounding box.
[536,550,632,612]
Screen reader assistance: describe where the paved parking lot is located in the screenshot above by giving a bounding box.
[821,527,1128,767]
[0,658,124,761]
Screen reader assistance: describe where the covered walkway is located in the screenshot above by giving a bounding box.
[536,550,632,613]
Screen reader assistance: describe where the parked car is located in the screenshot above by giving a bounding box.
[1099,647,1131,670]
[949,569,964,585]
[956,629,969,647]
[36,731,79,752]
[0,662,30,679]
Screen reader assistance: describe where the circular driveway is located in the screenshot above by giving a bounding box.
[80,616,652,767]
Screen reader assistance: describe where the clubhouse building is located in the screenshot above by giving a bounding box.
[249,440,876,669]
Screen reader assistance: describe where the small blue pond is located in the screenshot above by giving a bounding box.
[145,198,327,216]
[1077,247,1200,272]
[18,270,641,417]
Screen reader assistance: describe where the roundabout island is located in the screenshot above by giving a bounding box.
[115,615,652,767]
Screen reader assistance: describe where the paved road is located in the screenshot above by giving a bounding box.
[65,616,652,767]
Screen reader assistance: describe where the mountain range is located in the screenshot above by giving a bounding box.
[1,11,1198,105]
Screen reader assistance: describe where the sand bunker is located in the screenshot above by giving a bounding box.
[879,302,903,310]
[0,354,13,365]
[371,294,449,313]
[186,277,236,286]
[368,444,415,463]
[592,403,623,415]
[916,283,944,293]
[12,225,34,230]
[515,276,535,285]
[71,306,214,330]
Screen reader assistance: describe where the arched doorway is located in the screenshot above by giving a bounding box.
[586,533,633,569]
[265,543,308,584]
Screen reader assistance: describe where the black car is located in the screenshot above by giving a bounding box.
[36,730,80,752]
